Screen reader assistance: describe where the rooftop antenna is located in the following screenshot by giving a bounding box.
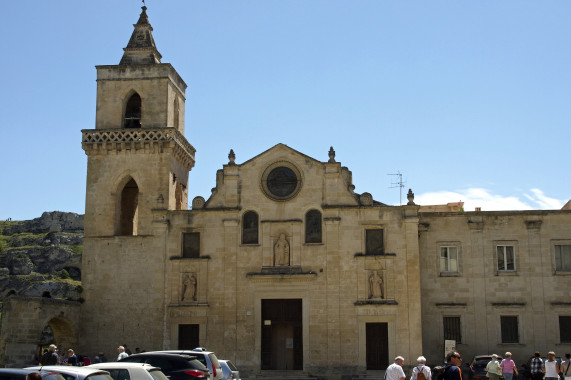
[388,171,406,206]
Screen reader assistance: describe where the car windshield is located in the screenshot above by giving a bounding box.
[225,361,238,371]
[148,369,168,380]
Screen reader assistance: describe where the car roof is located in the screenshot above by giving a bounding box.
[151,349,216,355]
[123,352,197,359]
[25,366,110,376]
[89,363,159,370]
[0,369,51,375]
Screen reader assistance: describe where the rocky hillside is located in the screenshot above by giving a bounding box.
[0,212,84,302]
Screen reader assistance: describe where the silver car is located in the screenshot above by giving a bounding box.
[25,366,113,380]
[88,362,169,380]
[218,360,239,380]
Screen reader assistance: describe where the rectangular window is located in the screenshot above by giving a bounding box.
[443,316,462,343]
[560,316,571,343]
[501,316,519,343]
[555,245,571,272]
[182,232,200,258]
[440,246,458,272]
[497,245,515,271]
[366,229,384,255]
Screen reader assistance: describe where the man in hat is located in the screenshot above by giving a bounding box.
[39,344,59,366]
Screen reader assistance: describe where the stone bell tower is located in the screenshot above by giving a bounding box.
[82,6,195,237]
[79,6,195,353]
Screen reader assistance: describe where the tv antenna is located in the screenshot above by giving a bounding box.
[388,171,405,205]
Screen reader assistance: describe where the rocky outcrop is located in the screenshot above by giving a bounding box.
[1,212,83,235]
[0,212,84,301]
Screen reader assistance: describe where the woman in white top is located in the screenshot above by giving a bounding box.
[410,356,432,380]
[543,351,561,380]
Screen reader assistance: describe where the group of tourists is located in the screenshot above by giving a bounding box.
[384,351,571,380]
[38,343,107,366]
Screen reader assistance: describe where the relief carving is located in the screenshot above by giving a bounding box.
[181,273,197,302]
[274,233,290,266]
[368,270,384,299]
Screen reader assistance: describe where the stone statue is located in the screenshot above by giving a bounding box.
[181,273,197,302]
[274,233,290,266]
[368,270,384,299]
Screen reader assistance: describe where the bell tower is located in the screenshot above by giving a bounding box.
[82,6,195,237]
[79,6,195,353]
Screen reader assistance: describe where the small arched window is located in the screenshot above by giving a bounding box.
[242,211,259,244]
[119,178,139,235]
[124,93,142,128]
[305,209,322,243]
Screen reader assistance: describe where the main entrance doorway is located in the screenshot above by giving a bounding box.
[261,299,303,370]
[366,322,389,370]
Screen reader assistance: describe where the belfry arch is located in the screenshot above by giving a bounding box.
[118,177,139,236]
[123,92,142,128]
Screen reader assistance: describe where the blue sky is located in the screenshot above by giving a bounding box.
[1,1,569,221]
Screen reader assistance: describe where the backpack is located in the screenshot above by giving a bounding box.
[417,366,427,380]
[432,365,447,380]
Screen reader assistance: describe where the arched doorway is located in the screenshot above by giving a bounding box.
[38,316,78,359]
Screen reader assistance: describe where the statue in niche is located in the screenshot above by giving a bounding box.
[368,270,384,299]
[274,233,290,266]
[181,273,197,302]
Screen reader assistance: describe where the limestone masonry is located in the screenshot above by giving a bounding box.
[1,6,570,380]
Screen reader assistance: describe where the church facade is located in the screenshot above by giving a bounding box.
[3,6,569,378]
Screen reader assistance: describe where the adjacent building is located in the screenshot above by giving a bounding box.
[1,6,570,378]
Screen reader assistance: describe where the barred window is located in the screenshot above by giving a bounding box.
[501,316,519,343]
[560,316,571,343]
[366,229,384,255]
[305,210,322,243]
[242,211,259,244]
[182,232,200,258]
[443,316,462,343]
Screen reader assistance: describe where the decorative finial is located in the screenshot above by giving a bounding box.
[156,194,164,207]
[407,189,415,205]
[328,146,336,163]
[228,149,236,165]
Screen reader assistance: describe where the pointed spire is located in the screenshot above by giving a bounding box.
[120,6,162,65]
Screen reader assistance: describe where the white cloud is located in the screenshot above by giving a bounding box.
[413,188,565,211]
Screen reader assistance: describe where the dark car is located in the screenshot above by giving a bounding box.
[0,369,66,380]
[465,355,503,380]
[119,352,208,380]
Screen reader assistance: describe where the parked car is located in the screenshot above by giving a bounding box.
[25,366,113,380]
[465,355,503,380]
[218,360,239,380]
[88,362,168,380]
[118,352,209,380]
[147,349,222,380]
[0,368,66,380]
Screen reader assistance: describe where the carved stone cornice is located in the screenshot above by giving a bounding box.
[81,127,195,170]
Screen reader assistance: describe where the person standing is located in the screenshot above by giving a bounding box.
[486,354,502,380]
[443,351,463,380]
[65,349,78,366]
[500,352,519,380]
[117,346,129,361]
[39,344,59,366]
[530,352,544,380]
[562,353,571,380]
[386,356,406,380]
[543,351,560,380]
[410,356,431,380]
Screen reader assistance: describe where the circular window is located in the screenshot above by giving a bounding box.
[261,162,302,201]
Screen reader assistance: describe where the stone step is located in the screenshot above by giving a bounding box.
[244,370,318,380]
